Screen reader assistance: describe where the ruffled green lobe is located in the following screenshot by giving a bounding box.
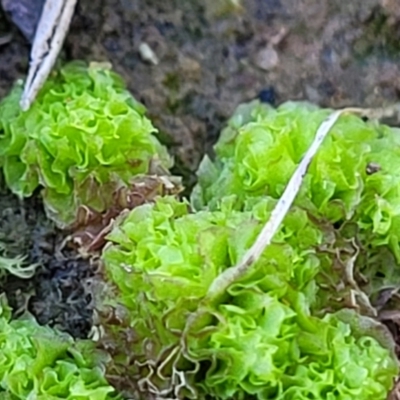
[193,101,376,223]
[0,61,171,227]
[102,196,398,399]
[0,295,118,399]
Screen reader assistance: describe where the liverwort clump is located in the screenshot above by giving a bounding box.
[98,100,400,399]
[0,61,172,228]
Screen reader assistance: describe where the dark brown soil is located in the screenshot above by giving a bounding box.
[0,184,94,338]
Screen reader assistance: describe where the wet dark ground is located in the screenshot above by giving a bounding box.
[1,0,400,367]
[0,183,93,338]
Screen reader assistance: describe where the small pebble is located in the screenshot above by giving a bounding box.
[139,42,159,65]
[255,46,279,71]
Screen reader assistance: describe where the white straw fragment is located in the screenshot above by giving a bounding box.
[206,108,356,299]
[20,0,77,111]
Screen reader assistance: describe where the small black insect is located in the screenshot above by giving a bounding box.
[258,86,276,106]
[366,162,381,175]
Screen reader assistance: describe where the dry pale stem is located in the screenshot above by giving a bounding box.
[183,106,387,342]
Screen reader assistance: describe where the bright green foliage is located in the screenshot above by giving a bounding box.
[192,100,400,263]
[99,99,400,398]
[193,302,395,400]
[357,124,400,261]
[190,99,400,323]
[0,294,118,399]
[102,196,398,399]
[0,61,172,227]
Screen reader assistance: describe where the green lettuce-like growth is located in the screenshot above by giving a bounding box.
[0,294,118,399]
[192,101,400,228]
[191,99,400,318]
[101,196,398,399]
[357,124,400,261]
[0,61,172,227]
[192,100,400,263]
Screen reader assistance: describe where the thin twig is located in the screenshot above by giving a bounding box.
[182,107,374,346]
[205,108,360,300]
[20,0,77,111]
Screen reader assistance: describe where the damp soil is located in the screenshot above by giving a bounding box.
[0,182,93,339]
[1,0,400,396]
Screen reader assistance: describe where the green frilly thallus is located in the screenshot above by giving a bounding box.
[0,61,172,228]
[98,101,400,399]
